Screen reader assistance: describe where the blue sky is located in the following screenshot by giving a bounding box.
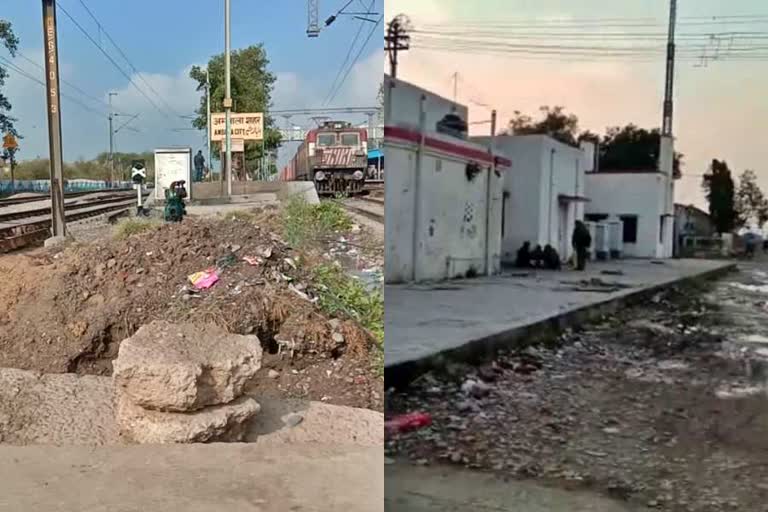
[386,0,768,208]
[2,0,383,165]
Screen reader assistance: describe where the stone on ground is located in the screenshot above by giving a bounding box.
[116,394,260,443]
[113,320,262,412]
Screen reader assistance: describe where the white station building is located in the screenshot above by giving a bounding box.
[472,134,593,264]
[384,76,510,283]
[584,138,675,259]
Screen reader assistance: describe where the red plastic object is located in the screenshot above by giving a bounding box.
[385,412,432,434]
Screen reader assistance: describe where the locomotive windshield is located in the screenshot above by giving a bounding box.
[318,133,336,146]
[340,133,360,146]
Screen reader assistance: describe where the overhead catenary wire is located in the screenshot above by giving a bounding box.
[15,51,127,115]
[407,12,768,64]
[418,14,768,30]
[57,3,174,121]
[324,0,375,105]
[326,15,383,105]
[75,0,183,119]
[0,55,108,118]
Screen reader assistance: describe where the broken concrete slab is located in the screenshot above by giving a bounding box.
[1,373,382,447]
[0,368,117,445]
[113,321,262,412]
[0,443,382,512]
[246,397,384,447]
[116,394,260,444]
[387,462,637,512]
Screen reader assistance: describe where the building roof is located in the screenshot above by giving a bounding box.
[674,203,709,217]
[385,125,512,168]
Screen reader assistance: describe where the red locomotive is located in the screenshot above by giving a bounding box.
[280,121,368,195]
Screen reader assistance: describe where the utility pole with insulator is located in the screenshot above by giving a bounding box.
[307,0,320,37]
[659,0,677,257]
[41,0,66,237]
[108,91,117,185]
[385,15,410,79]
[224,0,233,197]
[661,0,677,137]
[206,67,213,183]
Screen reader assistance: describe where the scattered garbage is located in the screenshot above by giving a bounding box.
[385,412,433,435]
[188,268,220,290]
[216,253,237,269]
[243,255,263,266]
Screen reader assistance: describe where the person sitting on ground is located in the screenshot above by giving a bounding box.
[515,241,532,268]
[530,244,544,268]
[543,244,562,270]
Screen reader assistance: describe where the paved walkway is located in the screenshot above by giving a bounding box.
[0,443,382,512]
[386,462,638,511]
[386,259,732,368]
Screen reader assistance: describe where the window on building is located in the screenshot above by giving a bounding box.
[620,215,638,243]
[318,133,336,146]
[340,133,360,146]
[659,216,664,243]
[585,213,609,222]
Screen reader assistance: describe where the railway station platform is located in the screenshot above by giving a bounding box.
[189,181,319,205]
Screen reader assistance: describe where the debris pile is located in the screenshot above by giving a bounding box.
[0,210,382,410]
[386,280,768,510]
[113,321,262,443]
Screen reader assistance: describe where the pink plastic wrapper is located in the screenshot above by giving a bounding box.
[188,268,220,290]
[385,412,432,435]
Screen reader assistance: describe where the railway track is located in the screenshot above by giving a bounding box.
[0,189,132,208]
[335,198,384,224]
[0,192,141,253]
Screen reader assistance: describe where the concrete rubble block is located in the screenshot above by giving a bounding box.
[116,394,260,444]
[113,320,263,412]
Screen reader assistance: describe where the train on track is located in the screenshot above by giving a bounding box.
[279,121,369,196]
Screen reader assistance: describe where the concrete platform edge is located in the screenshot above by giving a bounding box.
[384,262,736,388]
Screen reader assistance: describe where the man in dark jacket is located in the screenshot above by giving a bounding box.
[194,150,205,182]
[572,221,591,271]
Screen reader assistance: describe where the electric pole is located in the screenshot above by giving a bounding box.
[42,0,66,237]
[307,0,320,37]
[108,91,117,184]
[661,0,677,136]
[452,72,458,104]
[659,0,677,256]
[206,67,213,183]
[224,0,233,197]
[366,112,376,149]
[385,16,410,79]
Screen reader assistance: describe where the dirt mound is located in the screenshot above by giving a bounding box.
[0,211,382,410]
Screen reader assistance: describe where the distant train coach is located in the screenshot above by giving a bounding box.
[281,121,368,195]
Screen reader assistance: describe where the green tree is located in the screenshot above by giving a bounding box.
[189,45,282,172]
[702,159,738,234]
[1,19,20,160]
[598,124,683,178]
[735,169,768,228]
[504,106,580,146]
